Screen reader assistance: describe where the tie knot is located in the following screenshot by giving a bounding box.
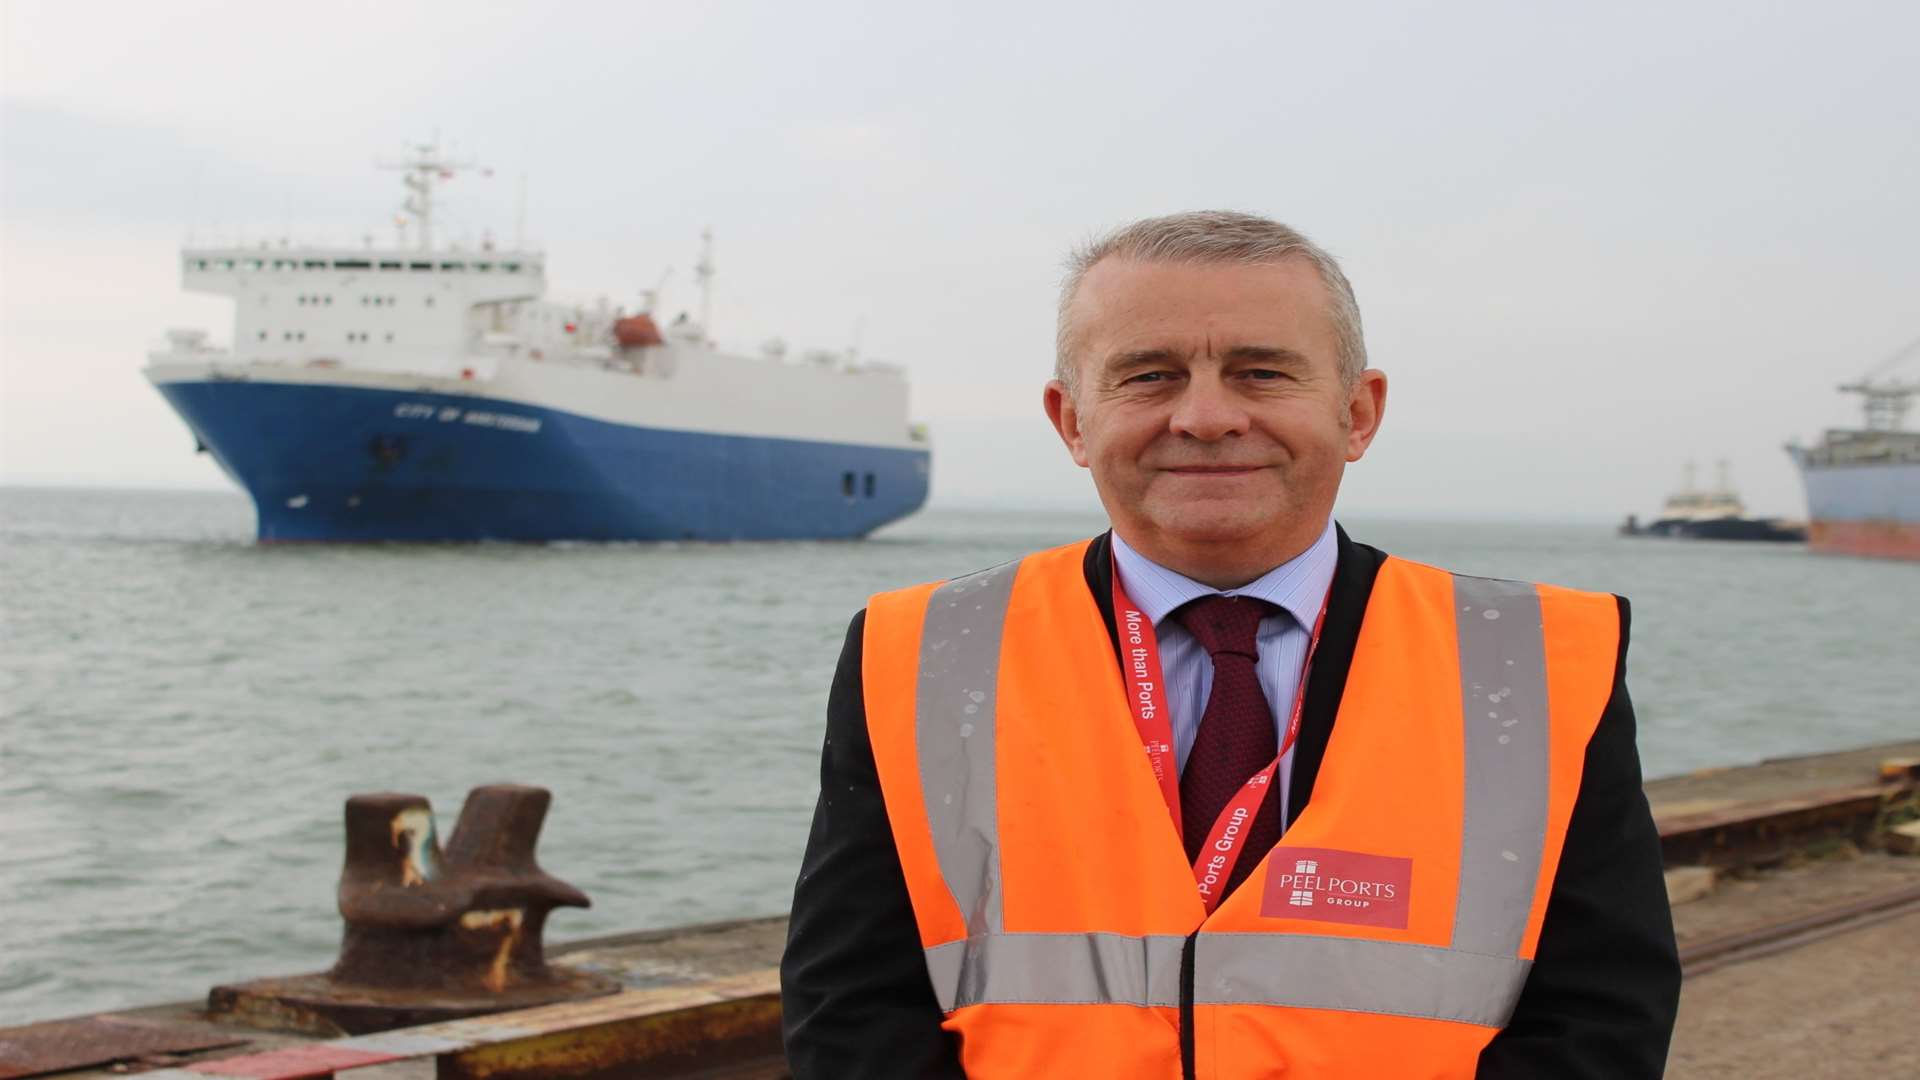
[1173,594,1274,659]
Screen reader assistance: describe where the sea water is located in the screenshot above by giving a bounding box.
[1,487,1914,1024]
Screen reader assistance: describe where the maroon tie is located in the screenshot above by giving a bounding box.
[1175,595,1280,867]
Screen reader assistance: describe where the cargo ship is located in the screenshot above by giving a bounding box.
[1620,461,1806,543]
[144,142,931,542]
[1784,343,1919,561]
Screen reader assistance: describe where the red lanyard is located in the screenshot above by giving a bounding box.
[1113,557,1329,912]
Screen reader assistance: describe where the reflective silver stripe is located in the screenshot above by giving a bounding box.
[1450,575,1551,958]
[1195,933,1531,1027]
[916,560,1022,937]
[925,931,1528,1026]
[925,932,1187,1012]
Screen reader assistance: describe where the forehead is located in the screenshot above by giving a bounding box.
[1068,256,1339,361]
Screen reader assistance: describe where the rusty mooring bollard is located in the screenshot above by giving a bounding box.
[206,784,618,1036]
[332,785,590,993]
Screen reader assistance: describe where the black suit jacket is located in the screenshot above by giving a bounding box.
[781,528,1680,1078]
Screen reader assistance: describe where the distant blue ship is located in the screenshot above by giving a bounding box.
[1785,351,1919,561]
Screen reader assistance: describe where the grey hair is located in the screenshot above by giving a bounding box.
[1054,210,1366,393]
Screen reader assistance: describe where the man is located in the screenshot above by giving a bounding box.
[781,212,1679,1078]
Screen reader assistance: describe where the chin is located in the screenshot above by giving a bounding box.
[1151,506,1284,545]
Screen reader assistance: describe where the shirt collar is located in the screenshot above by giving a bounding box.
[1111,518,1338,632]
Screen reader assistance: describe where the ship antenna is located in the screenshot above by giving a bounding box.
[848,315,866,363]
[377,136,483,253]
[514,174,528,251]
[694,227,715,344]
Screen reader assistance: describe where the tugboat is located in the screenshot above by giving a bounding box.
[1621,461,1807,543]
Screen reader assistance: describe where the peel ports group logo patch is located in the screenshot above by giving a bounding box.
[1260,846,1414,928]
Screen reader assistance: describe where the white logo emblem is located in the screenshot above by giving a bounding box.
[1289,889,1314,907]
[1295,859,1318,874]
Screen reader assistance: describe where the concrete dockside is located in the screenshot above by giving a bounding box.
[9,740,1916,1080]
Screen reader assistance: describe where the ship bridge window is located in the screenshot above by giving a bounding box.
[335,259,371,270]
[842,472,855,497]
[272,259,296,271]
[242,258,264,271]
[474,261,493,272]
[409,261,433,272]
[502,261,523,272]
[379,260,402,270]
[440,261,466,271]
[303,259,328,269]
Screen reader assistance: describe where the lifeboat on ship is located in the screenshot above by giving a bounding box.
[613,314,663,349]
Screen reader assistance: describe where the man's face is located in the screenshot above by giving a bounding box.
[1045,256,1386,580]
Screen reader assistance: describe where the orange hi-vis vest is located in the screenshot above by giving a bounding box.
[861,540,1620,1080]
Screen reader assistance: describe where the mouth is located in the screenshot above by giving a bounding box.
[1163,464,1267,476]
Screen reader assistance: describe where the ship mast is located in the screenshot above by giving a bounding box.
[378,138,485,253]
[694,227,715,343]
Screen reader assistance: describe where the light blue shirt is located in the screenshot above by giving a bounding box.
[1110,519,1339,822]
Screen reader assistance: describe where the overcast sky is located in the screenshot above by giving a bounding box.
[3,0,1916,519]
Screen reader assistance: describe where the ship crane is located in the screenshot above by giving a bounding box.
[1838,335,1920,431]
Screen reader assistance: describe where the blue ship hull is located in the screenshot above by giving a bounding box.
[155,380,931,542]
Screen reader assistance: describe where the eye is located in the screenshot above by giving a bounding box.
[1124,370,1172,385]
[1240,368,1289,382]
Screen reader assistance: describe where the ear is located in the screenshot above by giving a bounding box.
[1344,369,1388,462]
[1043,379,1092,468]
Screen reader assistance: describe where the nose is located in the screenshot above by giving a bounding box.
[1168,372,1251,441]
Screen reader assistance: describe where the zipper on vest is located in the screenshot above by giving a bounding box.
[1180,929,1198,1080]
